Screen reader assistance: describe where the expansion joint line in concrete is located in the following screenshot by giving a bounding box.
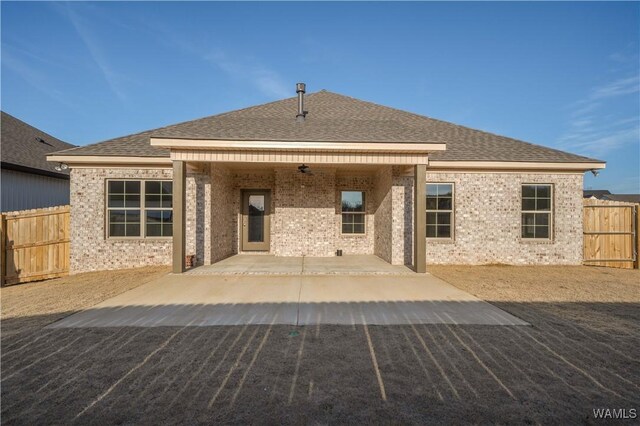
[295,276,303,326]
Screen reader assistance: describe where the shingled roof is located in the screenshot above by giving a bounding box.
[52,90,602,164]
[2,111,75,177]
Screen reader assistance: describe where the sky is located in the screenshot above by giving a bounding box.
[2,1,639,193]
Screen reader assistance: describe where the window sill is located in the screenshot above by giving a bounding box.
[520,238,554,244]
[340,233,368,237]
[426,238,455,244]
[106,237,172,242]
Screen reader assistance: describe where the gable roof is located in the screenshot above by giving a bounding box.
[1,111,75,178]
[51,90,603,164]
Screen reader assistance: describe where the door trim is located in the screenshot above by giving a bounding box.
[241,189,271,251]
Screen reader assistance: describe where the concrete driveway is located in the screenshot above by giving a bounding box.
[49,273,527,328]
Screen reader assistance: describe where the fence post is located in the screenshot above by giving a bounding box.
[633,204,640,269]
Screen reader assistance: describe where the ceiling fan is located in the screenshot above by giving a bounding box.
[297,164,314,175]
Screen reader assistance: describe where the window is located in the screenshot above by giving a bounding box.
[426,183,453,239]
[341,191,365,234]
[521,184,552,239]
[145,181,173,237]
[107,180,173,238]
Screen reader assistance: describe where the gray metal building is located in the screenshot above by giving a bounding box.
[1,112,75,212]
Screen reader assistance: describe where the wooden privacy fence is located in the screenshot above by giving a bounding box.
[1,205,70,285]
[583,199,639,269]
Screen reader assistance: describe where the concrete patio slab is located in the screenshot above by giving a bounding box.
[186,254,414,275]
[49,272,527,328]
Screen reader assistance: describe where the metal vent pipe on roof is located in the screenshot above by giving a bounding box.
[296,83,307,122]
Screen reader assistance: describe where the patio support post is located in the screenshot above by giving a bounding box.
[413,164,427,273]
[173,160,186,273]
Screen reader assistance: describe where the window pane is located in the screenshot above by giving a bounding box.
[522,185,535,198]
[146,194,161,208]
[536,198,550,211]
[108,194,124,208]
[426,197,437,210]
[126,224,140,237]
[437,225,451,238]
[353,223,365,234]
[438,184,453,197]
[536,185,551,198]
[146,224,162,237]
[536,225,549,239]
[522,213,535,226]
[161,195,173,208]
[437,212,451,225]
[426,225,437,238]
[161,182,173,194]
[109,224,125,237]
[426,212,437,226]
[342,223,351,234]
[535,213,549,226]
[522,225,535,238]
[145,181,161,194]
[522,198,536,211]
[124,194,140,208]
[109,181,124,194]
[437,197,452,210]
[163,224,173,237]
[146,210,162,223]
[341,191,364,212]
[109,210,126,223]
[426,184,438,196]
[248,195,265,242]
[125,181,140,194]
[126,210,140,223]
[353,214,365,225]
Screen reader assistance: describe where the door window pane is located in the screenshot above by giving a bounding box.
[248,195,265,242]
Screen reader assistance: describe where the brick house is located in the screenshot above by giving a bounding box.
[47,85,605,274]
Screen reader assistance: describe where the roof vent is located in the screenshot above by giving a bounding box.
[35,137,52,146]
[296,83,307,122]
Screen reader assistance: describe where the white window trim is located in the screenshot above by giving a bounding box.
[426,182,455,241]
[340,190,367,235]
[105,179,173,240]
[520,183,554,242]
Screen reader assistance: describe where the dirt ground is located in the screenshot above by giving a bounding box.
[1,266,639,424]
[1,266,169,336]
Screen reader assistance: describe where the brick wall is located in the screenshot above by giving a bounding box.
[210,164,234,263]
[422,172,584,265]
[273,168,336,256]
[69,167,209,273]
[335,174,375,255]
[69,165,585,272]
[391,167,414,266]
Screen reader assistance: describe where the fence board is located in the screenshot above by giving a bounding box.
[1,205,70,285]
[583,199,638,269]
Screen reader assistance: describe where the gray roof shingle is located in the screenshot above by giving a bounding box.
[1,111,75,176]
[52,90,603,164]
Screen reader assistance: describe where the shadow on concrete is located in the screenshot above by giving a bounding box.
[42,300,528,328]
[1,301,638,424]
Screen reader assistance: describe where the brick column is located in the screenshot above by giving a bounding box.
[173,160,186,273]
[413,164,426,273]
